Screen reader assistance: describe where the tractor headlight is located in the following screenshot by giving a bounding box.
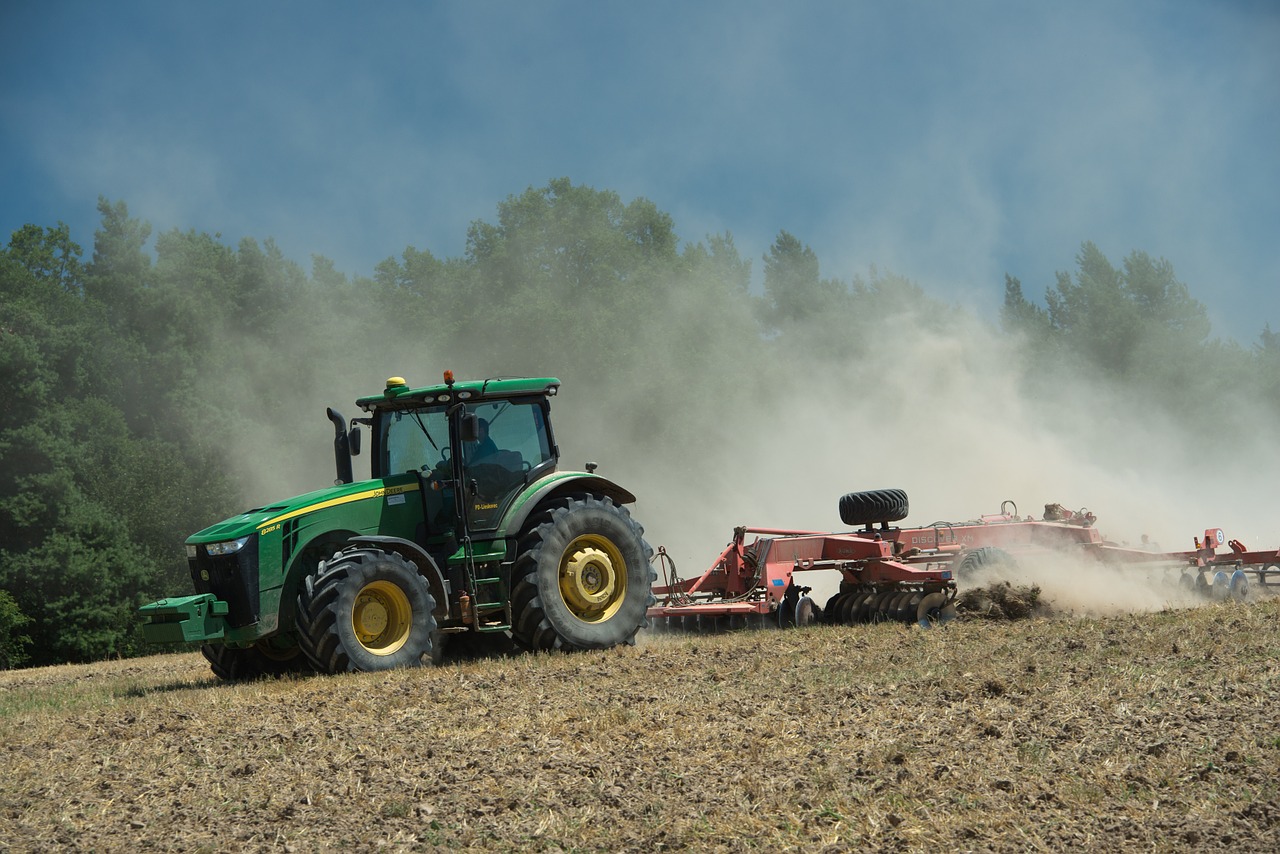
[186,544,198,559]
[205,536,251,556]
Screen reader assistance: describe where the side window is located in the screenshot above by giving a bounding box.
[467,401,552,470]
[383,408,449,474]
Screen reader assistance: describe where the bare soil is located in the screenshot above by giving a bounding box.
[2,599,1278,852]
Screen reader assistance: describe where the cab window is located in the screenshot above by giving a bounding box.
[383,406,449,475]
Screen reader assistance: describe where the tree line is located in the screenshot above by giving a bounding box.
[2,179,1277,668]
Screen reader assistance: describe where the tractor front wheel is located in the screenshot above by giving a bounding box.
[296,547,437,674]
[511,495,654,651]
[201,638,314,681]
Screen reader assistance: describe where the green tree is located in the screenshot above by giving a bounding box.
[1001,274,1050,336]
[1,211,242,665]
[0,589,32,669]
[1036,242,1211,378]
[464,178,681,379]
[761,230,845,328]
[84,197,153,329]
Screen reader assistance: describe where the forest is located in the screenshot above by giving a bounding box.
[2,177,1279,668]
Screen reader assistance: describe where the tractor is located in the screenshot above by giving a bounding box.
[139,372,654,679]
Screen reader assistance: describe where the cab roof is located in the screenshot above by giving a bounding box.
[356,374,561,411]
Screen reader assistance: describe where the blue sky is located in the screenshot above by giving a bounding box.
[2,1,1277,339]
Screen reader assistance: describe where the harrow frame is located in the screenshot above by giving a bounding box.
[647,493,1280,631]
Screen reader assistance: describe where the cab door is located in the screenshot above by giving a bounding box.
[463,398,555,531]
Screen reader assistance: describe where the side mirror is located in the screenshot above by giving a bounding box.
[348,425,362,456]
[460,413,479,442]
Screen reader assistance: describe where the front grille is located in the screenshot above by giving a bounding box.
[189,537,261,628]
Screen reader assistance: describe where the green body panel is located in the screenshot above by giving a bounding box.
[154,474,434,645]
[187,480,395,543]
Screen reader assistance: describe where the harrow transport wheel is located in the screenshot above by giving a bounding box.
[201,639,313,681]
[838,489,910,527]
[917,592,957,628]
[954,546,1018,580]
[296,547,437,674]
[510,495,655,652]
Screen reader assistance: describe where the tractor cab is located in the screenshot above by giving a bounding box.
[377,392,557,531]
[353,374,561,563]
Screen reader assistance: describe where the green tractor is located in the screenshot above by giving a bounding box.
[139,372,655,679]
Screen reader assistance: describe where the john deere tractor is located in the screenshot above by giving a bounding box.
[139,372,654,679]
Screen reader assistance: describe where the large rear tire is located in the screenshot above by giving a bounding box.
[510,495,655,652]
[838,488,909,527]
[296,547,437,674]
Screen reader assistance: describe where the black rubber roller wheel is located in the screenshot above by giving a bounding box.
[839,488,910,527]
[953,546,1018,579]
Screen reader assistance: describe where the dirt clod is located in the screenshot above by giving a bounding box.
[957,582,1051,619]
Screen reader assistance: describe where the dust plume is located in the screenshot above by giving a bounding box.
[959,550,1207,617]
[208,240,1278,623]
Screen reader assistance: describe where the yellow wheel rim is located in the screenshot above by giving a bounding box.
[351,580,413,655]
[558,534,627,623]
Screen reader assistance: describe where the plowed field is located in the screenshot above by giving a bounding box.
[3,599,1278,851]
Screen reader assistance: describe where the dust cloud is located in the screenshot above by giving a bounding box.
[217,258,1279,620]
[960,550,1208,617]
[622,311,1275,582]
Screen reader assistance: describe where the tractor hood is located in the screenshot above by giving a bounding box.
[186,480,392,545]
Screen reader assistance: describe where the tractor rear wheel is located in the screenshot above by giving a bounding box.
[839,489,910,527]
[296,547,437,674]
[510,495,654,652]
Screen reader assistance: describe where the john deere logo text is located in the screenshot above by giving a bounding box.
[474,502,498,511]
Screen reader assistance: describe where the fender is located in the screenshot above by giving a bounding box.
[499,472,637,540]
[347,534,450,619]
